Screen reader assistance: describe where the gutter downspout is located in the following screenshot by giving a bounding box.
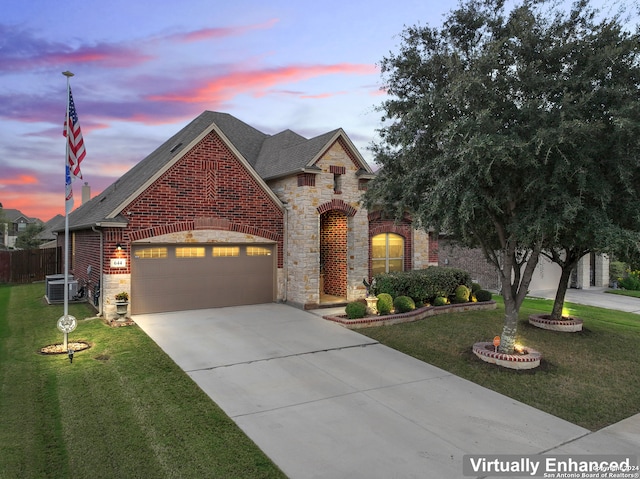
[91,226,103,316]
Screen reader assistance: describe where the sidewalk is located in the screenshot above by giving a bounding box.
[528,287,640,314]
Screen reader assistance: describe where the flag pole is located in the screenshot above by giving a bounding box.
[62,70,74,350]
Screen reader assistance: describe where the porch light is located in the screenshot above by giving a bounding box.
[115,243,122,252]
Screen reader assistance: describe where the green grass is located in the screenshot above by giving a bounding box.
[605,288,640,299]
[0,283,285,479]
[360,296,640,432]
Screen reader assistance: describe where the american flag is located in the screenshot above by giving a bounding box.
[64,87,85,179]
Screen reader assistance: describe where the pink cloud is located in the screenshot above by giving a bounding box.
[148,63,378,104]
[300,91,348,99]
[170,19,279,43]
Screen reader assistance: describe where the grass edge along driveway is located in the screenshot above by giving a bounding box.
[0,283,286,479]
[360,295,640,432]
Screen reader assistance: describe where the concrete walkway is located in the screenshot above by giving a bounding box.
[133,294,639,478]
[529,287,640,314]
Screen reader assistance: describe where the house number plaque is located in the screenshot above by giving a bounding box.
[110,258,127,268]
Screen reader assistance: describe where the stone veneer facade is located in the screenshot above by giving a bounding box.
[268,139,370,308]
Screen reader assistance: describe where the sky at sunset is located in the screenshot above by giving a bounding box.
[0,0,631,222]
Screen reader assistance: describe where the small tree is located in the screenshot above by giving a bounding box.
[364,0,640,353]
[15,223,44,249]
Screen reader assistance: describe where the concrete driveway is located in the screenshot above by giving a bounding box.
[133,303,638,478]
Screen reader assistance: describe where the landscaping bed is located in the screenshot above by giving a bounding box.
[324,300,497,329]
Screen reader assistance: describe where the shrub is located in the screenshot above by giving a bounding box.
[619,270,640,291]
[610,261,627,286]
[453,285,470,303]
[433,296,449,306]
[471,282,482,293]
[373,267,472,304]
[475,289,493,302]
[393,295,415,313]
[345,301,367,319]
[377,293,393,315]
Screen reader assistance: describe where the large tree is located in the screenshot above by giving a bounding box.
[364,0,640,353]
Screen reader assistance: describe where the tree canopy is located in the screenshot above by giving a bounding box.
[364,0,640,353]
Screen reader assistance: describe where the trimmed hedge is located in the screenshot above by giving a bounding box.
[345,301,367,319]
[433,296,449,306]
[453,285,471,303]
[393,295,415,313]
[377,293,393,315]
[475,289,493,302]
[374,267,472,304]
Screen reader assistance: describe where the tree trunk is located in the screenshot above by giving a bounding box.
[499,301,519,354]
[550,265,574,320]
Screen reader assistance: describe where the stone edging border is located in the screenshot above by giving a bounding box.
[323,300,497,329]
[528,313,583,332]
[472,342,542,370]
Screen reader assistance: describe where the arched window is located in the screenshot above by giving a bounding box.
[372,233,404,275]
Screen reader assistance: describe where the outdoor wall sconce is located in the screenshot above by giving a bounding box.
[68,348,74,363]
[115,243,122,252]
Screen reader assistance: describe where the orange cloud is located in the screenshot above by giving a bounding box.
[1,174,39,186]
[149,64,378,104]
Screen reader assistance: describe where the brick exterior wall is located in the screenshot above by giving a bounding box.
[320,210,347,297]
[437,237,500,290]
[70,229,101,300]
[121,132,283,265]
[70,130,284,317]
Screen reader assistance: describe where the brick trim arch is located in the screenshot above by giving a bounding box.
[128,218,281,243]
[369,224,410,237]
[317,199,357,217]
[367,210,413,223]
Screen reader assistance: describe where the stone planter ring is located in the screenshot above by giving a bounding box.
[528,314,583,332]
[472,342,541,370]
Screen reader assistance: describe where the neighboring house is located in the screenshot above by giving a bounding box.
[438,236,609,292]
[1,209,39,249]
[38,214,65,249]
[59,111,438,319]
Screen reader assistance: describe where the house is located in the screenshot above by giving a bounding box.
[437,236,610,292]
[1,209,39,249]
[60,111,438,319]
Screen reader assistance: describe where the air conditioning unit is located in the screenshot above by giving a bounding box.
[45,274,67,290]
[46,279,78,303]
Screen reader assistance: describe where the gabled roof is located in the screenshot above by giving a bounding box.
[64,111,372,230]
[38,214,65,241]
[2,208,37,223]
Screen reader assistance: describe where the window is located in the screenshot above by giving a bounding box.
[247,246,271,256]
[333,174,342,194]
[212,246,239,257]
[372,233,404,275]
[135,247,168,259]
[176,247,205,258]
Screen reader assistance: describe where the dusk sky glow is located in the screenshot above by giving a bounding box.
[0,0,632,222]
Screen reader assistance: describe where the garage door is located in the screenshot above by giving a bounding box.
[131,244,275,314]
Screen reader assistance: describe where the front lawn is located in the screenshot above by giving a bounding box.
[605,289,640,299]
[0,283,285,479]
[360,296,640,431]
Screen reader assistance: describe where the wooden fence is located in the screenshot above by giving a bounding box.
[0,247,62,283]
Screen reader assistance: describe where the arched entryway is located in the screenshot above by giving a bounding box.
[320,210,348,303]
